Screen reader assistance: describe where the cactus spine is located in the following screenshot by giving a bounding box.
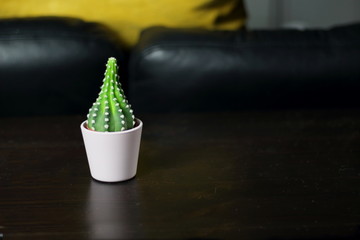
[86,57,135,132]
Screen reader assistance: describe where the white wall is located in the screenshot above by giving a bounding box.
[244,0,275,29]
[245,0,360,29]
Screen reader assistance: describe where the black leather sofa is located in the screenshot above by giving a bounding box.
[129,24,360,112]
[0,17,124,116]
[1,17,359,116]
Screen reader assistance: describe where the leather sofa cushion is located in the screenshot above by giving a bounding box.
[0,17,124,116]
[129,24,360,112]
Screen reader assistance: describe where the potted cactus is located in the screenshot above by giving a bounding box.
[80,57,143,182]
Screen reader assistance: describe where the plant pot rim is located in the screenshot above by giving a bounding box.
[81,118,142,135]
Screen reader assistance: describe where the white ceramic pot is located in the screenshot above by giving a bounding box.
[80,119,143,182]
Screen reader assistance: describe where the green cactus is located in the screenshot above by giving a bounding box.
[86,57,135,132]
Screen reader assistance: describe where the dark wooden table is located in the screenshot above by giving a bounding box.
[1,110,360,239]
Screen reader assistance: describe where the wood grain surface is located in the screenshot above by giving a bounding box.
[0,110,359,239]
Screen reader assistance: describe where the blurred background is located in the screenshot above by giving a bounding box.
[1,0,359,115]
[245,0,360,29]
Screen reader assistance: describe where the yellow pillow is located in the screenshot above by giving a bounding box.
[0,0,246,48]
